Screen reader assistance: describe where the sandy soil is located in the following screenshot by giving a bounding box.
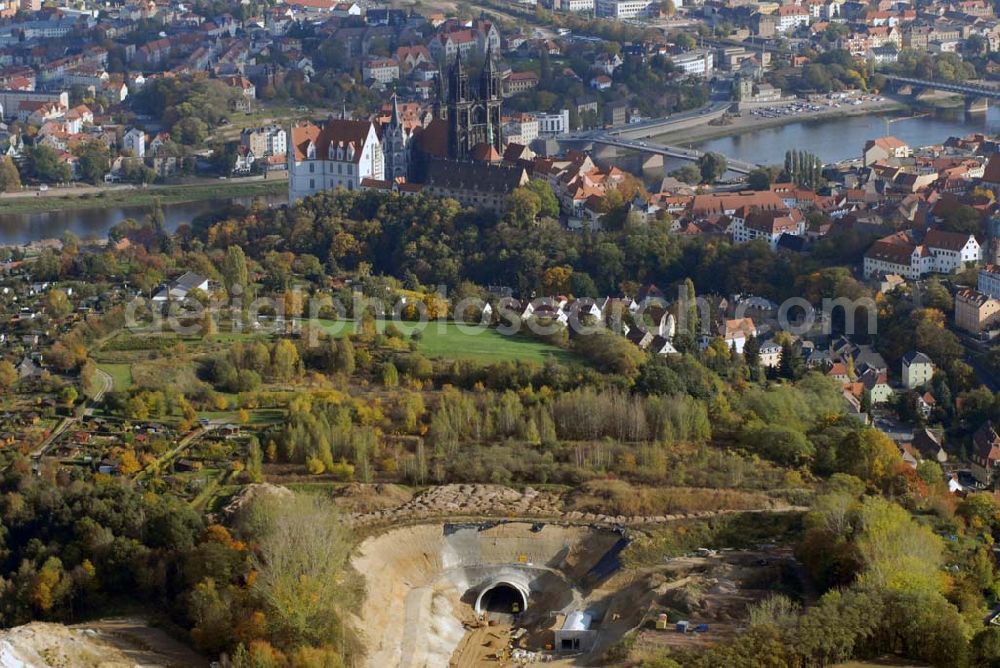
[0,618,207,668]
[350,521,622,668]
[73,618,209,668]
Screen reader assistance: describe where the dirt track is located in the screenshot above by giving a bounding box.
[343,483,802,529]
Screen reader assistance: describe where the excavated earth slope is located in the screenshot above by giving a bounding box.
[351,521,624,668]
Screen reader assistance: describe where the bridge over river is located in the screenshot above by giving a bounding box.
[561,102,760,175]
[883,75,1000,100]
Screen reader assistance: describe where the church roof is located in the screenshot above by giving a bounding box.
[470,142,501,163]
[414,118,449,158]
[424,158,527,194]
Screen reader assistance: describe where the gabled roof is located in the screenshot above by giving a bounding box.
[866,135,908,151]
[913,428,944,460]
[923,228,976,252]
[982,153,1000,183]
[290,119,375,162]
[860,368,890,390]
[902,350,933,366]
[690,191,783,216]
[744,208,803,235]
[424,159,528,195]
[973,421,1000,463]
[722,317,756,339]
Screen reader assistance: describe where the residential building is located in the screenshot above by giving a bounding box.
[863,136,911,166]
[504,114,539,145]
[595,0,658,18]
[730,208,805,249]
[759,339,782,367]
[396,45,432,71]
[241,125,287,157]
[332,2,361,16]
[554,0,594,11]
[775,5,810,32]
[690,190,784,216]
[971,421,1000,486]
[863,230,979,279]
[719,317,757,354]
[0,90,68,122]
[590,75,612,91]
[923,229,980,273]
[979,264,1000,298]
[123,127,145,158]
[504,71,540,96]
[901,351,934,389]
[912,428,947,463]
[955,288,1000,334]
[861,369,893,404]
[363,58,400,84]
[288,119,384,202]
[672,50,714,78]
[152,272,209,302]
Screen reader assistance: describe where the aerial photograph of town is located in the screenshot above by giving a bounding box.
[7,0,1000,665]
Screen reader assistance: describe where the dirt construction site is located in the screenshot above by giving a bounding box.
[349,520,799,667]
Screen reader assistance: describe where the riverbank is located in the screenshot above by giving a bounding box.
[653,97,908,147]
[0,178,287,215]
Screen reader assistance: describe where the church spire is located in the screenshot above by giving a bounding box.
[390,91,401,125]
[480,43,497,99]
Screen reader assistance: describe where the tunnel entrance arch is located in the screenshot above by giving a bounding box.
[475,580,529,615]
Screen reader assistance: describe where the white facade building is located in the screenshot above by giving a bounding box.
[775,6,810,32]
[362,58,400,84]
[730,208,805,250]
[267,128,287,156]
[863,230,980,279]
[535,109,570,136]
[504,115,539,145]
[123,127,145,158]
[556,0,594,11]
[902,351,934,390]
[924,229,980,273]
[595,0,658,18]
[671,49,714,78]
[289,119,383,202]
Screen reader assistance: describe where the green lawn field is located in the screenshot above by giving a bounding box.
[98,363,133,391]
[316,319,575,365]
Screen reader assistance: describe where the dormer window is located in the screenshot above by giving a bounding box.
[306,140,316,159]
[347,142,356,160]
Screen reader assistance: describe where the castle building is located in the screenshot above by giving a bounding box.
[295,52,518,210]
[288,118,383,202]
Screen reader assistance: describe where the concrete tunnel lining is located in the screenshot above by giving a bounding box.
[474,579,530,615]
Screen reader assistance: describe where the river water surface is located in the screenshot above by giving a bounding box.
[0,193,288,246]
[654,106,1000,173]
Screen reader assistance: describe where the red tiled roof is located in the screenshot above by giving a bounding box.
[290,119,373,162]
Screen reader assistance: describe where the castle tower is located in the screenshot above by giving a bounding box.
[383,92,410,180]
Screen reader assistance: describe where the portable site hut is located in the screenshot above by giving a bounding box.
[555,611,596,653]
